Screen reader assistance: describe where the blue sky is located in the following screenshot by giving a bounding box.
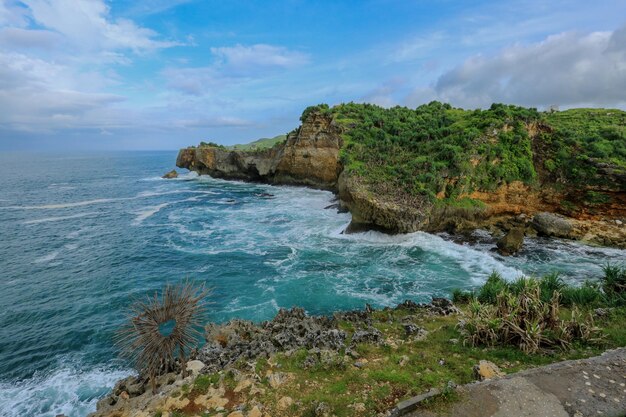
[0,0,625,150]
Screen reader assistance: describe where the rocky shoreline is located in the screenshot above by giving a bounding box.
[90,299,460,417]
[174,111,625,252]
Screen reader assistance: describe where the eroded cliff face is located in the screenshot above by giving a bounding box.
[176,113,343,190]
[177,111,625,247]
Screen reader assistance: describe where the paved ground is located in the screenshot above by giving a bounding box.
[406,348,626,417]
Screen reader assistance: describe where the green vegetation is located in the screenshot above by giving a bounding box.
[299,102,626,204]
[198,141,225,149]
[160,266,626,417]
[228,134,287,151]
[453,265,626,308]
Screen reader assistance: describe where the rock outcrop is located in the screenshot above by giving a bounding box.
[496,228,525,255]
[176,110,626,248]
[176,112,343,190]
[162,169,178,179]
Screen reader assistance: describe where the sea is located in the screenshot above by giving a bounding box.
[0,151,623,417]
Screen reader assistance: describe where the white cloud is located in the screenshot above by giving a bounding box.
[21,0,180,52]
[0,27,62,49]
[211,44,309,72]
[434,25,626,108]
[388,32,446,63]
[0,51,126,132]
[165,44,310,95]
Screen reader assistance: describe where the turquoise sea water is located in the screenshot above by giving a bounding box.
[0,151,623,417]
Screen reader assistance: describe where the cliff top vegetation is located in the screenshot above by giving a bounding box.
[299,102,626,204]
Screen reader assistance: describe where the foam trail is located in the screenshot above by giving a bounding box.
[23,212,98,225]
[0,361,131,417]
[33,251,59,264]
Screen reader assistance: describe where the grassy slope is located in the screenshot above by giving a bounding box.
[227,134,287,151]
[301,103,626,206]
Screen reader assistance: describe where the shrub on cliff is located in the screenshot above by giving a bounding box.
[327,102,625,205]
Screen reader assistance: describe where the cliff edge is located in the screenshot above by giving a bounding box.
[177,112,343,191]
[177,103,626,248]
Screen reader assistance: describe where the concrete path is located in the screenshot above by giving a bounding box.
[405,348,626,417]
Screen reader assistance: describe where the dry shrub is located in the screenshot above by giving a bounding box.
[116,281,209,391]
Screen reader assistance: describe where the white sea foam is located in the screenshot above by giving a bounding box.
[0,360,131,417]
[1,189,216,211]
[23,212,97,225]
[33,251,59,264]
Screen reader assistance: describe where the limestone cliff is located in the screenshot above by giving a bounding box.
[176,112,343,191]
[177,109,625,248]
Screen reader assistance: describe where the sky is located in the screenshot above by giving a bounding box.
[0,0,625,150]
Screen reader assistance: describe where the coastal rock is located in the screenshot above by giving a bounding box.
[162,169,178,179]
[496,227,525,255]
[198,308,347,372]
[350,328,383,346]
[176,112,343,190]
[531,212,573,238]
[186,360,205,375]
[473,360,504,381]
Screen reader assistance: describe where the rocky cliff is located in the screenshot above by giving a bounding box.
[177,106,626,248]
[177,112,343,191]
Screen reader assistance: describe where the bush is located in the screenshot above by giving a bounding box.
[476,272,508,304]
[602,264,626,296]
[460,278,601,353]
[560,281,604,307]
[451,288,474,304]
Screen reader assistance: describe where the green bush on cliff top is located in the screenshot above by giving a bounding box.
[298,102,626,202]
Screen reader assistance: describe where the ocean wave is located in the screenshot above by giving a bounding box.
[0,359,131,417]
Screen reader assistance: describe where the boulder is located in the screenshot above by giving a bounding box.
[473,360,504,381]
[162,169,178,179]
[496,227,525,255]
[531,212,573,238]
[186,359,205,375]
[277,396,293,410]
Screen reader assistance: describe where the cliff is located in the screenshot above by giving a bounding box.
[177,103,626,248]
[177,112,343,191]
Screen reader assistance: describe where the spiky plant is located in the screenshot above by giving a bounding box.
[116,282,209,392]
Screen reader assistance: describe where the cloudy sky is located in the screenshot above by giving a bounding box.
[1,0,625,150]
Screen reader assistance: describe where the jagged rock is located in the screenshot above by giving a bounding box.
[403,323,422,337]
[351,327,383,346]
[315,401,331,417]
[162,169,178,179]
[473,360,504,381]
[497,227,525,255]
[532,212,573,238]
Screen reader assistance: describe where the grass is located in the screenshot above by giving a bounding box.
[227,134,287,151]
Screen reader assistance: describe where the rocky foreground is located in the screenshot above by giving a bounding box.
[89,299,460,417]
[89,297,626,417]
[175,108,625,251]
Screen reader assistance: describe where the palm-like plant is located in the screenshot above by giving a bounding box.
[116,282,209,392]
